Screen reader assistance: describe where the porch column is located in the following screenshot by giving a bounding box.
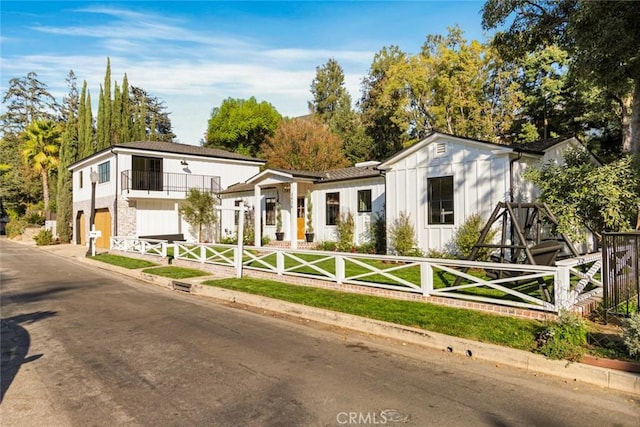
[290,181,298,250]
[254,184,261,247]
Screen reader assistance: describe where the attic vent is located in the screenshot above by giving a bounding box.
[435,142,447,156]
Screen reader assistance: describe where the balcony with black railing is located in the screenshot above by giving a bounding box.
[121,170,222,195]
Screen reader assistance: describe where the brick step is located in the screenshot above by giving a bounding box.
[573,296,602,317]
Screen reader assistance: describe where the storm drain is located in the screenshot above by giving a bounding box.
[172,281,192,293]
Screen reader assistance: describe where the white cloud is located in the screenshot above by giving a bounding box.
[2,5,373,145]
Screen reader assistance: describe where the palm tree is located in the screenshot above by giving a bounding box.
[22,120,61,213]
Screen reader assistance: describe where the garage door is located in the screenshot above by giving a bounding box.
[77,211,86,245]
[94,209,112,249]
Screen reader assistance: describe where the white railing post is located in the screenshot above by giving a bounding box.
[276,251,284,275]
[161,242,167,258]
[200,244,206,263]
[336,255,345,284]
[555,265,572,311]
[139,239,145,255]
[421,261,433,296]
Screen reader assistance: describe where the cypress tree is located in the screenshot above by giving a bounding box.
[57,71,79,242]
[120,74,132,142]
[96,58,112,150]
[112,81,122,145]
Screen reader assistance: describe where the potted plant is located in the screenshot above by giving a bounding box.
[305,191,314,242]
[275,202,284,241]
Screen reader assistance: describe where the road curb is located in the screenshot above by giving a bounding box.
[74,255,640,396]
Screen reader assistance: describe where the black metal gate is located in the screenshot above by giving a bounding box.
[602,232,640,321]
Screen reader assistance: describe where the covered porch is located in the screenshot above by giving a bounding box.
[222,169,323,249]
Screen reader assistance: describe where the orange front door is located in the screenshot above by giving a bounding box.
[94,209,112,249]
[297,197,305,240]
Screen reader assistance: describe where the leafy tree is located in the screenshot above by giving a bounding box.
[205,97,281,156]
[179,188,218,243]
[260,116,349,171]
[130,86,175,142]
[0,133,41,215]
[482,0,640,154]
[1,72,60,135]
[359,45,410,160]
[21,120,62,213]
[525,149,639,240]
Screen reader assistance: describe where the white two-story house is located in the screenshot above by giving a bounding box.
[69,141,265,248]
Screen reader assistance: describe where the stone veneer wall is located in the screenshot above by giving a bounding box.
[116,194,137,237]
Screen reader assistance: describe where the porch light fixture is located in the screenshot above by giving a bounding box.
[180,159,189,166]
[283,185,290,193]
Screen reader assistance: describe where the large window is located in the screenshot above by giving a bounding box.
[428,176,454,225]
[98,161,110,183]
[265,197,276,226]
[326,192,340,225]
[132,156,163,191]
[358,189,372,213]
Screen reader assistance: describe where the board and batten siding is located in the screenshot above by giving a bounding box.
[384,136,511,252]
[313,177,385,244]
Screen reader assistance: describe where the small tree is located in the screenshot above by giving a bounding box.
[306,191,314,234]
[452,213,498,261]
[336,211,355,252]
[276,202,283,233]
[178,188,217,242]
[389,211,419,256]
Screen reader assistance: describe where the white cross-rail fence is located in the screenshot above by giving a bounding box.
[110,236,602,313]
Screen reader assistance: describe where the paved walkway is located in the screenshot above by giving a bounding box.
[6,239,640,396]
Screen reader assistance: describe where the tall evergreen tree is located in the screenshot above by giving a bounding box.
[1,71,60,135]
[57,71,80,242]
[119,74,132,143]
[96,58,112,150]
[112,81,122,145]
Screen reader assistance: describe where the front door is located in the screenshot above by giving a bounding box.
[297,197,305,240]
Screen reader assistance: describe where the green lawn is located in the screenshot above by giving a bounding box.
[142,266,210,279]
[202,277,543,350]
[92,253,158,269]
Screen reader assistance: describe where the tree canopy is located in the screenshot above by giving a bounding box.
[205,97,281,157]
[260,116,350,171]
[482,0,640,154]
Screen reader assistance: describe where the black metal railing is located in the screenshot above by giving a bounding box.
[121,170,221,194]
[602,232,640,321]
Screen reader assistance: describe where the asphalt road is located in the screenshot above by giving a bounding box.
[1,239,638,427]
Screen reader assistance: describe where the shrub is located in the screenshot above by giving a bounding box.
[306,191,314,234]
[317,241,337,251]
[6,218,27,238]
[25,212,45,225]
[34,228,57,246]
[389,211,418,256]
[452,213,497,261]
[622,312,640,360]
[336,211,355,252]
[535,311,588,361]
[371,212,386,254]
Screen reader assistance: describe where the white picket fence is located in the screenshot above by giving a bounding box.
[110,237,603,313]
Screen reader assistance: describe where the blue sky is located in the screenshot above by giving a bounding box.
[1,1,488,145]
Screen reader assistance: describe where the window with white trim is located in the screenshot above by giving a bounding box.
[428,176,454,225]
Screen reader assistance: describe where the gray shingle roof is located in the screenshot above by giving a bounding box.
[114,141,265,163]
[319,165,383,182]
